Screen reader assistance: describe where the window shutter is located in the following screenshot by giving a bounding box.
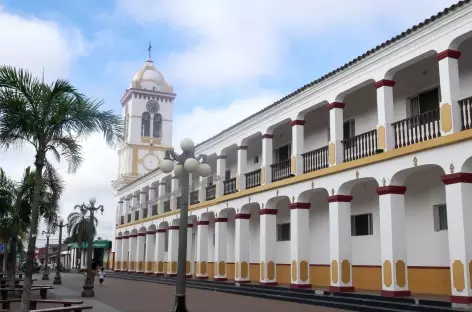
[351,216,356,236]
[410,96,420,117]
[433,205,440,232]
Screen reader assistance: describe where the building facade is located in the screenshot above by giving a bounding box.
[113,1,472,305]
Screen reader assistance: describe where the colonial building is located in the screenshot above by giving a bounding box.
[113,0,472,305]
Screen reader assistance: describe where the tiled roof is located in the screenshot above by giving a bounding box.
[195,0,470,149]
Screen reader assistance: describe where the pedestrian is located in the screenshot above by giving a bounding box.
[98,267,106,287]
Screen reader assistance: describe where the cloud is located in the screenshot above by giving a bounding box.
[116,0,458,89]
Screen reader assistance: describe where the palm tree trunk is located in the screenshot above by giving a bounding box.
[20,153,45,312]
[7,235,17,288]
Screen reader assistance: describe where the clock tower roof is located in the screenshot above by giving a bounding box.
[130,58,173,93]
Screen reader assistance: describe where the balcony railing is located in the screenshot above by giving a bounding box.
[151,204,158,216]
[127,214,131,223]
[190,190,199,205]
[163,200,171,213]
[245,169,261,189]
[120,216,124,225]
[302,145,329,173]
[223,177,237,195]
[342,129,377,162]
[459,96,472,130]
[206,184,216,200]
[271,159,293,182]
[392,108,440,148]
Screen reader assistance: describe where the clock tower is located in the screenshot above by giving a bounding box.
[112,56,175,190]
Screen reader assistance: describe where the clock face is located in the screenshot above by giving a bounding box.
[142,153,159,171]
[146,100,160,114]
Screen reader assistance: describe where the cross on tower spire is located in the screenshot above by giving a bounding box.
[148,41,152,59]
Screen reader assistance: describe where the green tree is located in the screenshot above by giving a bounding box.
[67,211,98,271]
[0,66,123,311]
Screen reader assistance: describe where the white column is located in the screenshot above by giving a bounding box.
[115,237,123,271]
[289,202,311,288]
[235,213,251,283]
[136,233,146,273]
[121,236,129,272]
[186,224,194,277]
[129,233,138,272]
[216,155,226,197]
[261,134,273,185]
[328,195,354,292]
[171,177,179,210]
[158,182,167,213]
[145,230,155,274]
[154,229,166,275]
[328,103,344,166]
[260,209,277,285]
[442,172,472,306]
[199,176,206,203]
[196,221,209,279]
[117,201,124,225]
[149,186,156,201]
[131,195,138,221]
[125,198,131,223]
[376,185,410,296]
[214,217,228,281]
[437,50,462,134]
[291,120,305,175]
[167,225,179,276]
[375,80,396,151]
[237,145,248,191]
[139,192,147,219]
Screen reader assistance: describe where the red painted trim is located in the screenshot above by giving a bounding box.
[144,272,154,275]
[235,213,251,219]
[235,280,251,284]
[154,273,165,276]
[327,102,345,110]
[237,146,248,150]
[260,282,278,286]
[138,233,146,236]
[309,264,330,267]
[259,208,278,215]
[290,120,306,127]
[187,224,194,228]
[381,290,411,297]
[451,295,472,304]
[407,265,449,269]
[288,202,311,210]
[262,134,274,139]
[215,217,228,223]
[290,283,312,289]
[374,80,396,89]
[146,231,156,235]
[122,235,129,239]
[328,195,353,203]
[115,237,123,240]
[186,275,193,278]
[196,276,208,280]
[352,265,381,268]
[136,271,144,274]
[437,49,461,61]
[376,185,407,195]
[156,229,166,233]
[129,234,138,238]
[329,286,355,293]
[214,277,228,281]
[217,155,227,160]
[168,226,179,230]
[441,172,472,185]
[167,273,177,277]
[197,221,210,226]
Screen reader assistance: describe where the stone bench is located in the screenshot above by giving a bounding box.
[0,299,83,310]
[0,286,53,300]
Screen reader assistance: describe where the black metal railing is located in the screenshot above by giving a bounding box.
[120,216,124,225]
[223,177,237,195]
[206,184,216,200]
[270,158,293,182]
[459,96,472,130]
[190,190,199,205]
[151,204,158,216]
[245,169,261,189]
[143,208,148,219]
[163,200,171,212]
[302,145,329,173]
[392,108,440,148]
[342,129,377,162]
[127,214,131,223]
[134,211,139,221]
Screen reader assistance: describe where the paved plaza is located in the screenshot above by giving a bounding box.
[17,272,349,311]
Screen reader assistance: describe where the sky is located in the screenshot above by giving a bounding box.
[0,0,460,246]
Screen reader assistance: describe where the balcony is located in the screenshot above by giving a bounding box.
[223,177,237,195]
[271,159,293,182]
[392,108,440,148]
[459,96,472,130]
[342,129,377,162]
[302,145,329,174]
[190,190,199,205]
[151,204,158,216]
[163,200,171,213]
[206,184,216,200]
[245,169,261,189]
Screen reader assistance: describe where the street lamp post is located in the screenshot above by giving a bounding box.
[74,198,104,298]
[41,230,54,281]
[53,218,68,285]
[159,138,212,312]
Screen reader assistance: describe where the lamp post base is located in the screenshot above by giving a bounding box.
[81,284,95,297]
[171,294,188,312]
[42,273,49,281]
[53,275,62,285]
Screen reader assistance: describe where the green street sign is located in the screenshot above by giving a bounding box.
[70,240,111,249]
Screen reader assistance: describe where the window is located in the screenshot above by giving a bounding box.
[164,231,169,252]
[165,183,171,193]
[277,223,290,241]
[275,145,290,163]
[141,112,151,136]
[153,113,162,138]
[207,176,214,186]
[213,233,215,246]
[433,204,448,231]
[409,88,440,117]
[351,214,373,236]
[343,120,355,140]
[225,169,231,181]
[254,156,259,164]
[124,114,129,141]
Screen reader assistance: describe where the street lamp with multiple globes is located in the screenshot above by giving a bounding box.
[74,197,104,298]
[41,230,54,281]
[159,138,212,312]
[53,218,68,285]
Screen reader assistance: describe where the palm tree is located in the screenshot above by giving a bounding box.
[0,66,123,311]
[67,212,98,271]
